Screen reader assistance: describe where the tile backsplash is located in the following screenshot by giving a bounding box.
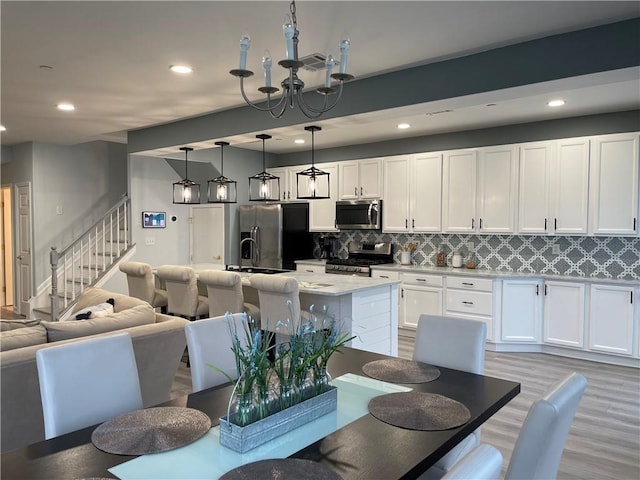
[314,232,640,280]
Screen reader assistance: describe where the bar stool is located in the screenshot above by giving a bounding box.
[248,274,309,334]
[197,270,260,320]
[155,265,209,321]
[119,261,168,313]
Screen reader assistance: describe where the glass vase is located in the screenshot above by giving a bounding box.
[256,385,270,420]
[235,390,254,427]
[279,379,298,411]
[313,365,331,396]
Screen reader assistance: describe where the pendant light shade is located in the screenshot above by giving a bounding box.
[249,134,280,201]
[208,141,237,203]
[173,147,201,204]
[296,125,329,200]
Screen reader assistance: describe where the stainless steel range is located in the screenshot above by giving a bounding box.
[325,242,393,276]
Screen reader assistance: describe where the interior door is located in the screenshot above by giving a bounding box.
[15,183,32,315]
[190,204,225,265]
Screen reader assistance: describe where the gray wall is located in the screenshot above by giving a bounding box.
[1,143,33,184]
[1,146,15,165]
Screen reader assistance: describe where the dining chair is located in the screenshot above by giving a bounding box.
[248,274,309,332]
[35,332,143,439]
[414,314,486,480]
[197,270,260,320]
[156,265,209,320]
[443,372,587,480]
[184,313,249,392]
[119,261,168,313]
[440,444,503,480]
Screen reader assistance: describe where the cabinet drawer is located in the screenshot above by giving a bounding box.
[371,270,400,280]
[446,290,493,316]
[402,273,443,287]
[296,264,325,274]
[446,276,493,292]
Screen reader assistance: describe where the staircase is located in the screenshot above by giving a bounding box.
[32,196,134,321]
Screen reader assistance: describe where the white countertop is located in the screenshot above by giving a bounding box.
[370,263,640,286]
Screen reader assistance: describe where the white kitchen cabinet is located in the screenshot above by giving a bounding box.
[518,141,553,234]
[501,279,543,343]
[543,281,585,348]
[445,275,494,341]
[268,166,297,202]
[552,138,590,235]
[339,158,382,200]
[383,153,442,233]
[589,133,639,236]
[308,162,339,232]
[588,283,635,356]
[443,146,516,234]
[401,273,443,330]
[442,150,477,232]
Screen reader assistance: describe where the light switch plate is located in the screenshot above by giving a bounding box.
[145,237,156,246]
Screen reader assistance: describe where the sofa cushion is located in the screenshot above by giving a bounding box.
[42,304,156,342]
[73,287,148,314]
[0,319,41,331]
[0,326,47,351]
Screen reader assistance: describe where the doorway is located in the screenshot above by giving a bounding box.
[1,186,14,311]
[190,204,225,265]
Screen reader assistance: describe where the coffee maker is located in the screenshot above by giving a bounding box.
[319,235,339,259]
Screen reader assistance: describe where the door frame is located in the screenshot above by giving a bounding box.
[14,182,34,316]
[1,185,14,307]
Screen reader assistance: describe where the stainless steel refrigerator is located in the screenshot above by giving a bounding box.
[239,203,313,271]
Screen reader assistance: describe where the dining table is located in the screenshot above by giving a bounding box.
[0,347,520,480]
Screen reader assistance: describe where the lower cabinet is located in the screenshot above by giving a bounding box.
[501,279,543,343]
[543,281,586,348]
[402,283,443,329]
[588,284,635,356]
[445,276,494,341]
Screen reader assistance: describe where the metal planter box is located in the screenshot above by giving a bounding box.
[219,386,337,453]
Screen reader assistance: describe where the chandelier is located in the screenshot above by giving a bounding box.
[249,134,281,201]
[207,141,237,203]
[173,147,200,204]
[230,0,354,119]
[296,126,329,200]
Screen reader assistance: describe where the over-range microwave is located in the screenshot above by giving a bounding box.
[335,200,381,230]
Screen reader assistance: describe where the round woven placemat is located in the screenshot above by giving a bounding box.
[368,391,471,431]
[91,407,211,455]
[220,459,342,480]
[362,358,440,383]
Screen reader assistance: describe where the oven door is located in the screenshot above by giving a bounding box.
[335,200,381,230]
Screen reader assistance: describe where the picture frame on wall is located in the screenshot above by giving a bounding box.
[142,211,166,228]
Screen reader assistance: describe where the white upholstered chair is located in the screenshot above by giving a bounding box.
[35,332,143,439]
[248,274,307,331]
[442,372,587,480]
[156,265,209,320]
[197,270,260,320]
[184,313,249,392]
[119,261,168,312]
[414,314,486,480]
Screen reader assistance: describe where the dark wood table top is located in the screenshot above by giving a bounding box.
[0,347,520,480]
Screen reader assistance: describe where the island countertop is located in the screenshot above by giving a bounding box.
[253,271,400,296]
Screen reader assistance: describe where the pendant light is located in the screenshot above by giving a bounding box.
[296,126,329,199]
[249,134,280,201]
[173,147,200,204]
[208,141,237,203]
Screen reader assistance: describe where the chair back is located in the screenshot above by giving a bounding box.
[198,270,244,317]
[505,372,587,480]
[413,314,486,374]
[119,261,155,303]
[35,332,143,439]
[156,265,199,317]
[185,313,249,392]
[249,274,300,330]
[442,444,503,480]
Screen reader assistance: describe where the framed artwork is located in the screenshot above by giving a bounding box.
[142,211,166,228]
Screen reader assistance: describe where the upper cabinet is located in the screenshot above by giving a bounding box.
[268,166,297,202]
[553,138,590,235]
[308,162,339,232]
[339,158,382,200]
[589,133,639,236]
[518,142,553,234]
[442,146,517,234]
[382,153,442,233]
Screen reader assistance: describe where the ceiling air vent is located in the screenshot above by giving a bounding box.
[299,53,340,72]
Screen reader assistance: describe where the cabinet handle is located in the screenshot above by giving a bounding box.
[554,218,557,230]
[405,219,408,228]
[471,218,475,229]
[354,187,357,196]
[288,191,291,200]
[544,218,547,230]
[360,187,363,196]
[412,219,415,228]
[462,282,474,286]
[380,275,389,279]
[283,192,286,200]
[479,218,483,229]
[544,284,548,296]
[416,278,426,282]
[401,288,404,298]
[634,218,637,230]
[631,291,634,304]
[462,301,474,305]
[536,284,539,296]
[305,269,313,273]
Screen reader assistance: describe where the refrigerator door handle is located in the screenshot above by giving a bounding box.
[254,226,260,265]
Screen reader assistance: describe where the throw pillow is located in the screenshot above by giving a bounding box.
[0,319,41,331]
[71,300,115,320]
[0,325,47,351]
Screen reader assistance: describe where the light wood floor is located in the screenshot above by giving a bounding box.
[171,337,640,480]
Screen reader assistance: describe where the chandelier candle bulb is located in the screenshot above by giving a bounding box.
[325,55,335,88]
[283,17,295,60]
[262,51,272,88]
[339,39,350,74]
[239,35,251,70]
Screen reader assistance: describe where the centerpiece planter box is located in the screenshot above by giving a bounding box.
[219,386,337,453]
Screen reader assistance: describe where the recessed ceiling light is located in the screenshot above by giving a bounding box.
[294,139,305,144]
[170,65,193,74]
[397,123,411,130]
[548,99,565,107]
[57,102,75,111]
[0,125,6,132]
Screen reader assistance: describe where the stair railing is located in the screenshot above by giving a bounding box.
[50,195,131,320]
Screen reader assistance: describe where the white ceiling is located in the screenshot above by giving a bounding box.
[1,1,639,155]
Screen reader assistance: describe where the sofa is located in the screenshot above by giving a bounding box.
[0,287,189,453]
